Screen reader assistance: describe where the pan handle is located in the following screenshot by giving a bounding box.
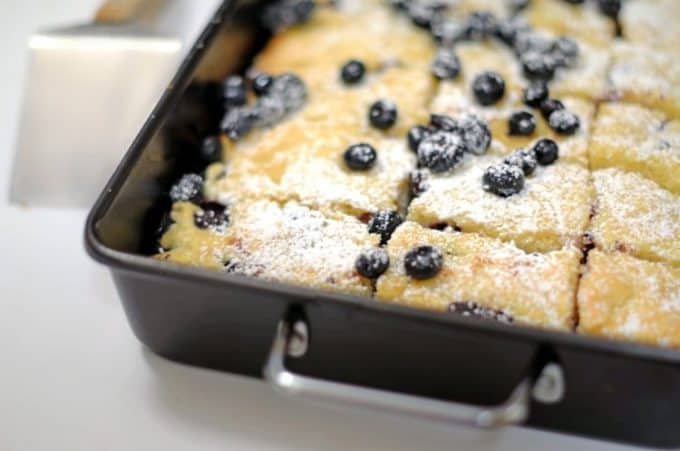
[263,320,536,428]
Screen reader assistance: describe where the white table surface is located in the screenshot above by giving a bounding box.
[0,2,645,450]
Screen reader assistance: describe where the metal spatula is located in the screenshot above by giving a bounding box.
[9,0,221,208]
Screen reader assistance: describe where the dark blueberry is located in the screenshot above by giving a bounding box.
[199,136,222,163]
[539,98,565,120]
[368,100,398,130]
[503,148,537,176]
[388,0,409,11]
[407,125,433,153]
[430,19,467,45]
[472,71,505,106]
[417,131,466,173]
[268,73,308,113]
[551,37,579,68]
[597,0,621,17]
[262,0,316,31]
[431,48,461,80]
[454,113,492,155]
[408,2,446,29]
[563,0,585,4]
[355,248,390,279]
[429,113,458,131]
[410,170,430,197]
[221,106,254,140]
[508,110,536,136]
[341,59,366,85]
[449,301,514,323]
[495,17,530,46]
[513,32,552,56]
[344,143,377,170]
[548,109,580,135]
[523,81,549,108]
[169,174,203,202]
[465,11,498,40]
[521,51,556,80]
[223,75,247,107]
[533,138,559,165]
[482,164,525,197]
[252,96,286,128]
[251,73,273,96]
[404,245,443,280]
[368,210,403,245]
[194,202,229,230]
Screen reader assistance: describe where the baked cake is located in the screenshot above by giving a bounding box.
[155,0,680,347]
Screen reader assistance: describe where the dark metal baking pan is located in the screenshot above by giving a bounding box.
[85,1,680,448]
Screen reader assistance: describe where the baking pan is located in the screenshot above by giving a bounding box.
[85,1,680,447]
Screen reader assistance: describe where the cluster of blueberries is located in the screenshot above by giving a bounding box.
[169,173,230,230]
[219,72,309,141]
[355,244,444,281]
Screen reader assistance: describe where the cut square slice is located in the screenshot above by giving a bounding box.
[590,169,680,266]
[578,250,680,348]
[609,43,680,120]
[156,200,379,296]
[255,4,436,92]
[207,104,416,215]
[376,222,582,330]
[620,0,680,54]
[407,154,594,253]
[589,103,680,194]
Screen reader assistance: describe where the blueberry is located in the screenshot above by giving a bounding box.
[472,71,505,106]
[369,100,398,130]
[539,98,565,120]
[551,37,579,67]
[268,73,308,113]
[429,113,458,131]
[453,113,492,155]
[341,59,366,85]
[521,51,556,80]
[548,109,580,135]
[223,75,247,107]
[417,131,466,173]
[408,2,444,29]
[430,19,467,45]
[597,0,621,17]
[513,32,552,56]
[523,81,549,108]
[508,110,536,136]
[170,174,203,202]
[410,169,430,197]
[533,138,559,165]
[194,202,229,230]
[355,248,390,279]
[344,143,377,170]
[404,245,443,280]
[563,0,585,4]
[407,125,433,153]
[449,301,514,323]
[431,48,461,80]
[199,136,222,163]
[495,17,530,46]
[262,0,316,31]
[221,106,254,140]
[252,96,286,128]
[388,0,409,11]
[369,210,403,244]
[503,148,537,176]
[465,11,498,40]
[482,164,525,197]
[251,73,273,96]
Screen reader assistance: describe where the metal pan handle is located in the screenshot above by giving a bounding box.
[263,320,541,428]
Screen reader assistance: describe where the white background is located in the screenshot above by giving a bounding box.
[0,1,645,450]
